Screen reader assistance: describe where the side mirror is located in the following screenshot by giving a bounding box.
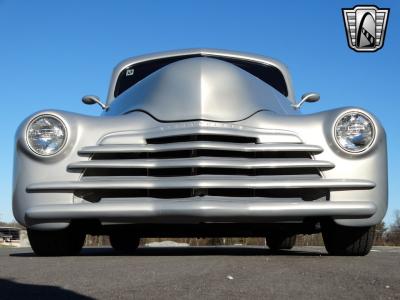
[82,95,108,110]
[292,92,320,110]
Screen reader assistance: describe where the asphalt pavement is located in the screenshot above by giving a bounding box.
[0,246,399,300]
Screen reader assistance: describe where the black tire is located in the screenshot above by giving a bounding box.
[266,233,296,251]
[28,226,85,256]
[322,221,375,256]
[110,232,140,254]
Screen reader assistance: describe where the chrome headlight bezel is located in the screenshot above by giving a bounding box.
[26,114,68,157]
[333,110,376,154]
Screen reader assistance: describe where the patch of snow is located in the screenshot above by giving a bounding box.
[18,230,30,248]
[145,241,189,247]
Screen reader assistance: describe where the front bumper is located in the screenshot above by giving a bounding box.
[25,197,377,226]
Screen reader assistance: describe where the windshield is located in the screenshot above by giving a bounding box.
[114,55,289,98]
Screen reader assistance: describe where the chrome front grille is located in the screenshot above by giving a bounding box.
[77,138,329,178]
[67,128,336,201]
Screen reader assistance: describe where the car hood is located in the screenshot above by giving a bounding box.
[105,57,296,121]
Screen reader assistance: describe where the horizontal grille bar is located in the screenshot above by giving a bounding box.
[68,157,334,170]
[98,125,302,145]
[27,176,375,192]
[25,198,377,224]
[79,142,323,154]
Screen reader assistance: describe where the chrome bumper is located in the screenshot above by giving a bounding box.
[25,197,377,225]
[27,176,375,192]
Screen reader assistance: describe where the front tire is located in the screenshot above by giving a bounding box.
[28,227,85,256]
[266,233,296,251]
[322,221,375,256]
[110,232,140,254]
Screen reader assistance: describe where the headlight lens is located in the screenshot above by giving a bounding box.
[335,112,375,153]
[27,115,67,156]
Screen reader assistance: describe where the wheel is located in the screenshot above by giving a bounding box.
[110,232,140,254]
[322,221,375,256]
[266,233,296,250]
[28,226,85,256]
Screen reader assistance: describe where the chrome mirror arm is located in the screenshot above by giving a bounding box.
[292,98,308,110]
[292,92,320,110]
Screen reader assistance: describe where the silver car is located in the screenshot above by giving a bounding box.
[13,49,387,256]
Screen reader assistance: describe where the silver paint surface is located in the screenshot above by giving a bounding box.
[105,57,295,121]
[12,49,388,230]
[24,198,377,226]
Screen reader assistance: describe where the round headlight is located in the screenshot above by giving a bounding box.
[27,115,67,156]
[334,111,375,153]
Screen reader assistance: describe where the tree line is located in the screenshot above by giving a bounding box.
[2,210,400,247]
[85,210,400,247]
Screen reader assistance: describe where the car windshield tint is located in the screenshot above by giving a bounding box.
[114,55,288,97]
